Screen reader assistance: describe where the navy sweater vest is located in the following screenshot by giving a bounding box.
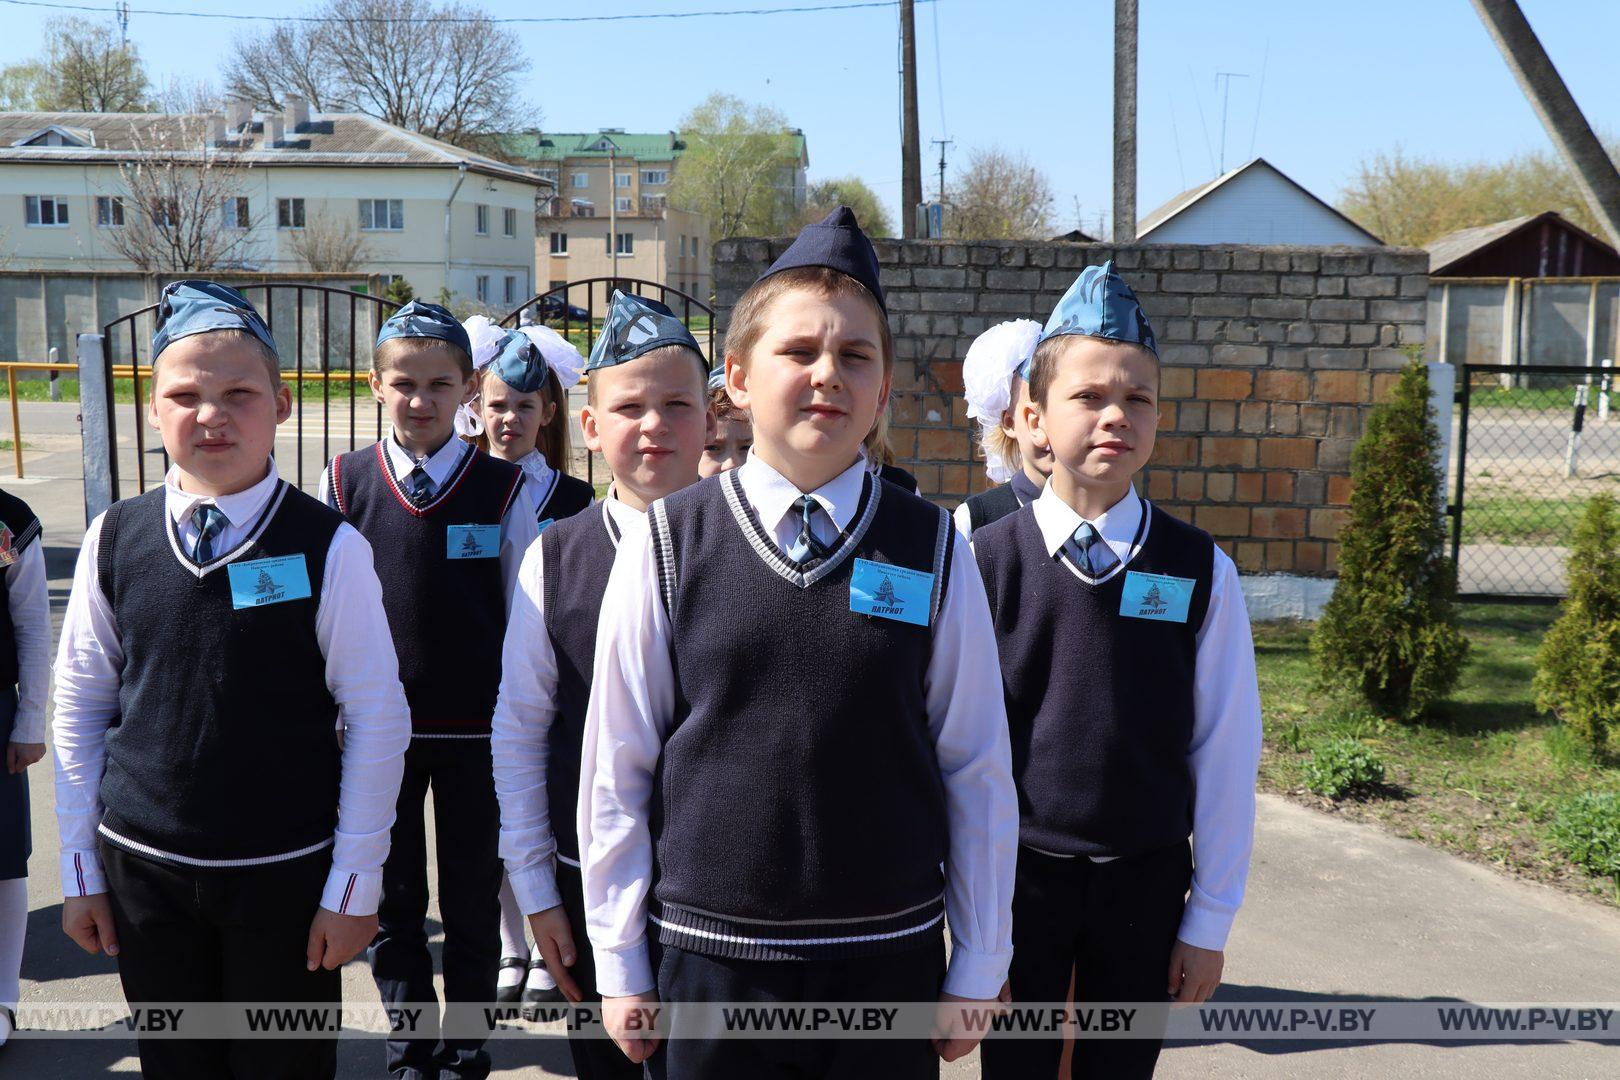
[974,502,1213,857]
[331,443,522,735]
[540,502,621,864]
[0,490,42,689]
[534,471,594,527]
[96,483,343,862]
[962,471,1041,536]
[646,470,952,960]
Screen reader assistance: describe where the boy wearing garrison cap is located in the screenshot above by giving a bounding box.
[973,264,1262,1080]
[53,281,411,1079]
[581,209,1017,1078]
[319,300,537,1080]
[493,292,712,1080]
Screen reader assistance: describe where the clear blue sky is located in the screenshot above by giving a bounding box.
[2,0,1617,235]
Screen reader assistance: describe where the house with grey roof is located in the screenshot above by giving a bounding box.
[1136,158,1381,247]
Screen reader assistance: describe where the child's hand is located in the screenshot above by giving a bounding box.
[932,992,1000,1062]
[305,907,378,970]
[62,893,120,956]
[6,741,44,773]
[602,992,662,1063]
[1167,940,1224,1003]
[526,905,583,1003]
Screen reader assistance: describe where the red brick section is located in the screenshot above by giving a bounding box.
[712,238,1430,578]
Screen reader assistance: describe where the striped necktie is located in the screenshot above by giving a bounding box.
[190,505,226,564]
[786,495,832,564]
[406,465,434,505]
[1070,521,1119,578]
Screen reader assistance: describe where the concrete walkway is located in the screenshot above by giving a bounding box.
[5,430,1619,1077]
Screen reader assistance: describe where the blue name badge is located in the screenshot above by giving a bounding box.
[849,557,934,627]
[227,555,312,610]
[447,524,500,560]
[1119,570,1195,623]
[536,518,556,534]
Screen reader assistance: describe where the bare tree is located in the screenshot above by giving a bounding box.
[945,147,1056,241]
[221,0,534,147]
[154,76,223,116]
[286,209,374,272]
[670,93,801,239]
[102,120,262,273]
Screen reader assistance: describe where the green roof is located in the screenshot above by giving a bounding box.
[498,128,807,166]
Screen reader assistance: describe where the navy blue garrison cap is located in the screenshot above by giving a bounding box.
[487,329,549,394]
[757,206,885,312]
[586,290,707,376]
[376,299,472,358]
[152,280,278,361]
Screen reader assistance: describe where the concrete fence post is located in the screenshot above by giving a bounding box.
[1428,360,1456,515]
[78,332,116,526]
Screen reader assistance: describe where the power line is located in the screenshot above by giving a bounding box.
[0,0,935,24]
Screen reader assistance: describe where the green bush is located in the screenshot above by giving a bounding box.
[1534,495,1620,755]
[380,277,415,308]
[1311,359,1469,718]
[1303,738,1387,799]
[1548,792,1620,893]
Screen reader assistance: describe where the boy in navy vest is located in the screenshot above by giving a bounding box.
[492,292,713,1079]
[580,208,1018,1079]
[320,301,537,1080]
[974,264,1262,1080]
[954,318,1050,537]
[52,281,411,1079]
[0,485,49,1048]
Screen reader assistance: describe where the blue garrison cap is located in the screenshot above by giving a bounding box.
[1029,261,1158,376]
[152,280,278,361]
[757,205,885,312]
[586,291,706,375]
[487,329,550,394]
[707,365,726,392]
[376,299,471,358]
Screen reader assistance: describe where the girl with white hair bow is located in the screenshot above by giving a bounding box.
[954,318,1053,536]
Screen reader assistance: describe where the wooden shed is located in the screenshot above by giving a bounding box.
[1426,211,1620,278]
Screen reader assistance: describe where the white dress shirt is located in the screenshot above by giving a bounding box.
[6,531,50,744]
[1027,482,1262,951]
[492,493,645,918]
[52,460,412,915]
[579,454,1017,1000]
[317,433,538,618]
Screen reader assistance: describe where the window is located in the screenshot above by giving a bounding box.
[503,207,517,238]
[95,196,124,228]
[359,198,404,231]
[24,196,68,226]
[615,196,632,214]
[678,234,687,257]
[549,279,567,291]
[475,275,490,303]
[504,275,518,305]
[641,169,668,186]
[690,237,700,261]
[476,204,491,235]
[223,197,250,229]
[570,201,594,218]
[276,197,305,229]
[640,194,666,213]
[537,168,558,183]
[153,199,177,229]
[616,232,634,255]
[615,172,632,189]
[549,231,568,255]
[571,172,589,189]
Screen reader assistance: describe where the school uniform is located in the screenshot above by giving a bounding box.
[973,483,1262,1080]
[52,461,411,1080]
[0,491,48,1027]
[319,433,535,1080]
[952,469,1042,538]
[491,493,646,1080]
[513,449,594,530]
[581,454,1017,1080]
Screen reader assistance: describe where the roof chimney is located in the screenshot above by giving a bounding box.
[284,95,309,135]
[225,98,252,132]
[206,113,226,147]
[266,115,285,147]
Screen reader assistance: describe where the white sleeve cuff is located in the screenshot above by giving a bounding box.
[1176,886,1237,951]
[593,938,655,998]
[60,849,106,898]
[941,939,1012,1000]
[320,868,382,917]
[508,862,563,917]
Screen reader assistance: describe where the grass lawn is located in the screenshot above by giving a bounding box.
[1459,494,1592,546]
[1258,603,1620,904]
[1461,383,1609,413]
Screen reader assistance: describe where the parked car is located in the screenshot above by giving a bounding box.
[538,295,590,322]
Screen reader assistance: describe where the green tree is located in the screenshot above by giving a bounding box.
[1338,143,1620,247]
[945,146,1055,241]
[1310,360,1469,719]
[799,176,892,237]
[669,93,803,239]
[1534,495,1620,755]
[0,60,50,110]
[0,17,148,112]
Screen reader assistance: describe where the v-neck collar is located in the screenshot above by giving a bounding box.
[375,439,477,516]
[165,480,288,579]
[716,466,880,589]
[1033,484,1152,587]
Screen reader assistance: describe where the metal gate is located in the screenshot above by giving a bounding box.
[1451,362,1620,600]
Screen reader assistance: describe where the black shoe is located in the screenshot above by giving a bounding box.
[520,959,568,1022]
[494,956,529,1005]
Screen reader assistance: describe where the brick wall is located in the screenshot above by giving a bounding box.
[712,239,1429,577]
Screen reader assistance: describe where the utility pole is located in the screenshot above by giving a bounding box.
[931,138,953,202]
[900,0,922,239]
[1214,71,1249,174]
[1470,0,1620,250]
[1112,0,1138,243]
